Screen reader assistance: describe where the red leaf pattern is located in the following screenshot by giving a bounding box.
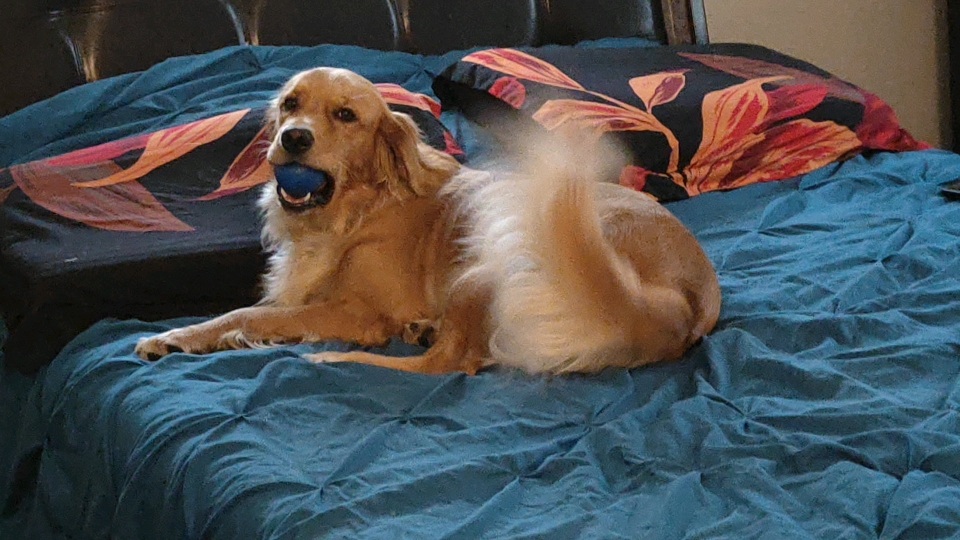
[45,132,151,167]
[197,126,273,201]
[462,49,585,90]
[856,91,931,151]
[488,77,527,109]
[682,77,780,189]
[443,131,465,157]
[629,71,687,111]
[709,119,860,192]
[678,52,865,104]
[375,84,443,118]
[683,78,860,195]
[761,84,829,129]
[532,100,663,137]
[73,109,250,188]
[10,160,193,232]
[460,47,923,199]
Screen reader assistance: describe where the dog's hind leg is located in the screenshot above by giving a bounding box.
[304,333,482,375]
[305,284,489,375]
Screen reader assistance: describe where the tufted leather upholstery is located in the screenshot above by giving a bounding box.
[0,0,694,116]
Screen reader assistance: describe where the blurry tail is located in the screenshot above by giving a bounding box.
[471,137,694,373]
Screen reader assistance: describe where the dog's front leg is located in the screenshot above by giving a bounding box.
[135,301,394,360]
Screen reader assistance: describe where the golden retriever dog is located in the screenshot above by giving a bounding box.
[135,67,721,375]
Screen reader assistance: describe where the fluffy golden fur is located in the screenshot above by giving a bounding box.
[135,67,721,375]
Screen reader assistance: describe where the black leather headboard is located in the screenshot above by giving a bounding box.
[0,0,707,117]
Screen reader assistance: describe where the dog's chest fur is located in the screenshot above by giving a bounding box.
[262,197,456,323]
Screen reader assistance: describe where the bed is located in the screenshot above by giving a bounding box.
[3,1,960,538]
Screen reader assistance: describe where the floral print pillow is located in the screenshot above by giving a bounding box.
[434,43,929,202]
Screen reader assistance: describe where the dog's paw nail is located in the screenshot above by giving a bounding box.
[145,352,161,362]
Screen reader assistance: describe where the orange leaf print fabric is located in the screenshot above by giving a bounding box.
[684,77,859,195]
[197,126,272,201]
[710,119,860,192]
[45,132,152,168]
[760,84,829,129]
[856,91,931,152]
[532,100,664,137]
[462,49,584,90]
[458,49,880,199]
[10,160,193,232]
[439,44,930,200]
[488,77,527,108]
[683,77,784,192]
[2,110,251,231]
[374,84,443,118]
[73,109,249,188]
[677,52,865,104]
[628,71,687,111]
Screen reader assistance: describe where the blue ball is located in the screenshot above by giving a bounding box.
[273,164,329,199]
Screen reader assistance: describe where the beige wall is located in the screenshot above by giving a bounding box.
[703,0,951,148]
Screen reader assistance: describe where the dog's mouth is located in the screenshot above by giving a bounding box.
[276,175,336,211]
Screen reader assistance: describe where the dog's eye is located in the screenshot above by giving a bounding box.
[334,107,357,123]
[280,96,298,112]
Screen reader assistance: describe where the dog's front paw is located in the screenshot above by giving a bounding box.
[402,319,438,347]
[303,351,350,364]
[135,328,210,361]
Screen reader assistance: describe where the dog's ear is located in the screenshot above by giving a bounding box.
[263,96,282,142]
[374,111,459,198]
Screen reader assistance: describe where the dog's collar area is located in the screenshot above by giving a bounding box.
[277,177,335,211]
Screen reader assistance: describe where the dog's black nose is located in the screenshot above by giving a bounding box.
[280,128,314,154]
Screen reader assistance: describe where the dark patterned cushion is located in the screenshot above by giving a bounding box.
[433,43,929,202]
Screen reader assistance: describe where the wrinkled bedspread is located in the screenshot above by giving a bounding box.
[4,149,960,539]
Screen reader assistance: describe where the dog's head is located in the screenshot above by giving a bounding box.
[261,67,459,237]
